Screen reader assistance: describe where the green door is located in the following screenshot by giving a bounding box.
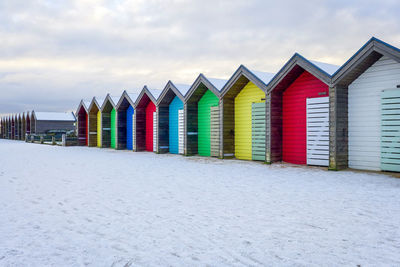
[198,90,219,156]
[111,108,116,148]
[252,102,266,161]
[381,89,400,172]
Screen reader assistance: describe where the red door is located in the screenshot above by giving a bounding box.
[145,101,156,151]
[282,71,329,165]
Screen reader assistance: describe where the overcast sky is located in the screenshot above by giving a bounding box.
[1,0,399,114]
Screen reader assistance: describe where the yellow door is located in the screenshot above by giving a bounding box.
[234,81,265,160]
[97,111,101,147]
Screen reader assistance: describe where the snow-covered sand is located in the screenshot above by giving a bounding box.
[0,140,399,266]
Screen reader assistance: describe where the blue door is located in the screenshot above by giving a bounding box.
[127,105,134,150]
[169,96,183,154]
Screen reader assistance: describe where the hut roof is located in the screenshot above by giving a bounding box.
[220,65,275,98]
[267,53,339,94]
[332,37,400,87]
[33,111,76,121]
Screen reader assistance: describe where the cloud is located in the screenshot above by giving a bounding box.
[0,0,400,113]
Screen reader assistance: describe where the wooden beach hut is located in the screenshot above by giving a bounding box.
[116,91,139,150]
[100,94,119,149]
[330,37,400,172]
[30,111,76,134]
[184,74,227,157]
[267,54,339,166]
[220,66,274,161]
[156,81,190,154]
[133,86,162,152]
[76,100,90,146]
[87,97,104,147]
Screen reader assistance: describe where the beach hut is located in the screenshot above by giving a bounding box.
[133,86,162,152]
[100,94,119,149]
[156,81,190,154]
[25,111,31,136]
[116,91,139,150]
[30,111,76,134]
[184,74,227,157]
[76,100,90,146]
[267,54,339,166]
[220,66,274,161]
[330,37,400,172]
[87,97,104,147]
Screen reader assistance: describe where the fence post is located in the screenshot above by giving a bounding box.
[40,136,44,144]
[62,134,66,146]
[52,136,56,145]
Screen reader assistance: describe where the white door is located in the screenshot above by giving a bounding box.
[178,109,184,154]
[306,97,329,166]
[153,111,157,152]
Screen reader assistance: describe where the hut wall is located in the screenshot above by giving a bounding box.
[222,98,235,158]
[269,91,283,162]
[111,108,116,149]
[282,71,329,165]
[35,121,75,134]
[15,118,19,140]
[158,106,169,153]
[88,111,98,147]
[30,117,36,135]
[21,117,26,140]
[145,101,156,152]
[101,112,111,148]
[127,106,134,150]
[117,108,127,149]
[135,107,146,151]
[26,117,31,135]
[198,90,219,156]
[77,108,88,146]
[186,101,198,155]
[169,96,183,154]
[347,56,400,171]
[233,81,266,160]
[97,111,102,147]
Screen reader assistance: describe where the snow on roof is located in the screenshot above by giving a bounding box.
[34,112,76,121]
[148,88,162,100]
[207,78,227,91]
[309,60,340,76]
[174,83,191,96]
[249,70,276,85]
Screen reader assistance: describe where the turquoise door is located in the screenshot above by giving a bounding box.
[381,89,400,172]
[169,96,183,154]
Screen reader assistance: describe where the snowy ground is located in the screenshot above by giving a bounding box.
[0,140,399,266]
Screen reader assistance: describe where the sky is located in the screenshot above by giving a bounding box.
[0,0,400,114]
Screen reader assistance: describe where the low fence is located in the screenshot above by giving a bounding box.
[25,134,78,146]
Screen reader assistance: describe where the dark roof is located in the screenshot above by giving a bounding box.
[157,81,190,106]
[267,53,339,94]
[185,74,228,102]
[332,37,400,87]
[220,65,275,98]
